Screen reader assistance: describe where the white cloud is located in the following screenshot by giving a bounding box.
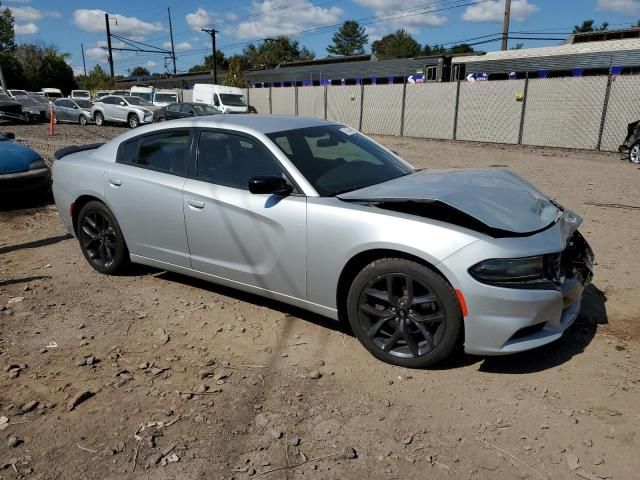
[462,0,538,22]
[186,8,213,31]
[86,47,108,61]
[231,0,343,40]
[11,6,41,21]
[597,0,640,13]
[163,41,193,52]
[73,9,163,38]
[14,22,38,34]
[4,0,32,4]
[145,60,157,68]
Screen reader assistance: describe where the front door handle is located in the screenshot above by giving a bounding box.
[109,178,122,187]
[187,199,205,210]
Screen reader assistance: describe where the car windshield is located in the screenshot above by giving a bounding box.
[193,104,220,115]
[75,100,93,109]
[73,91,90,98]
[10,90,27,96]
[125,96,153,106]
[267,125,413,196]
[219,93,247,106]
[130,92,153,102]
[155,93,177,103]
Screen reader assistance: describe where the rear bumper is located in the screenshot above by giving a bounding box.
[0,168,51,192]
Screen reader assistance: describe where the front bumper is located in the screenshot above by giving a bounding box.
[0,111,28,123]
[440,229,594,356]
[0,168,51,193]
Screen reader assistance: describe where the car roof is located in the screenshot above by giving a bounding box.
[166,115,333,134]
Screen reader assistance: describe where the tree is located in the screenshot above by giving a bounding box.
[510,42,524,50]
[76,64,114,91]
[449,43,475,54]
[222,55,248,87]
[371,30,420,58]
[1,5,15,52]
[188,49,226,73]
[242,36,315,67]
[326,21,368,56]
[573,19,608,33]
[130,66,150,77]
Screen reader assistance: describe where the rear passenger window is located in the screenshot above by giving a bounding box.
[118,131,190,176]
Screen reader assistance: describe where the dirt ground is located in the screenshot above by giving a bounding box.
[0,124,639,480]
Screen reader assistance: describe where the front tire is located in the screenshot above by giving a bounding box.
[94,111,104,126]
[346,258,463,368]
[128,114,139,128]
[76,201,129,275]
[79,114,88,126]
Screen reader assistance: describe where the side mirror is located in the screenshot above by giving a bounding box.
[73,105,79,109]
[5,132,15,139]
[248,176,293,196]
[119,101,125,106]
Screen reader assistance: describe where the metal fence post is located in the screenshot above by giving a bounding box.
[294,83,298,116]
[452,80,461,140]
[596,73,614,151]
[323,84,328,120]
[518,72,530,145]
[358,82,365,132]
[246,84,250,109]
[400,76,407,137]
[269,84,273,114]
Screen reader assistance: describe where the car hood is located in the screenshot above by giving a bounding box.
[338,168,563,234]
[0,141,43,174]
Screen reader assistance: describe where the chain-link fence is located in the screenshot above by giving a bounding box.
[245,73,640,152]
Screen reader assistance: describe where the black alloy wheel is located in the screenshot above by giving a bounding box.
[76,201,128,274]
[347,258,462,368]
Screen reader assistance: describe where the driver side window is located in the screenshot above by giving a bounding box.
[195,131,286,190]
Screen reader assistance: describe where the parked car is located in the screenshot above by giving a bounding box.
[0,93,26,123]
[153,89,179,106]
[0,131,50,193]
[51,116,594,368]
[95,90,113,100]
[91,95,158,128]
[7,89,28,98]
[70,90,91,100]
[53,99,93,125]
[154,102,220,122]
[13,95,48,122]
[619,120,640,164]
[192,84,248,113]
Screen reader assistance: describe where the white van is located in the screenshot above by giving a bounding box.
[130,85,154,102]
[42,88,63,100]
[70,90,91,100]
[153,89,179,107]
[192,84,248,113]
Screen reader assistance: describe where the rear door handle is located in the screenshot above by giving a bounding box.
[187,199,205,210]
[109,178,122,187]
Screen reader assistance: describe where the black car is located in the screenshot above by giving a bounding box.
[154,102,221,122]
[0,93,26,123]
[13,95,48,122]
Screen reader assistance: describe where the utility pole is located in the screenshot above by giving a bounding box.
[168,7,177,74]
[201,28,218,84]
[81,43,87,76]
[501,0,511,51]
[0,62,6,93]
[105,13,114,78]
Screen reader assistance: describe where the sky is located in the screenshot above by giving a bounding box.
[3,0,640,76]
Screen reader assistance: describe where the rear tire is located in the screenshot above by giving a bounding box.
[346,258,463,368]
[630,141,640,164]
[128,114,139,128]
[94,112,104,126]
[76,201,129,275]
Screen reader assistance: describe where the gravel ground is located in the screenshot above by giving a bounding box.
[0,123,638,480]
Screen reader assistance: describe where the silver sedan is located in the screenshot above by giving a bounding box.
[51,116,594,368]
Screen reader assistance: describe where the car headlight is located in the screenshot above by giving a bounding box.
[469,256,547,284]
[28,159,46,170]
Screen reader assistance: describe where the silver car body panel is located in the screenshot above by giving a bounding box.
[52,115,592,356]
[338,168,561,234]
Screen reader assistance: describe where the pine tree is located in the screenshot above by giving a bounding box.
[326,21,368,56]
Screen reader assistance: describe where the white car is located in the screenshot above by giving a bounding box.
[91,95,157,128]
[70,90,91,100]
